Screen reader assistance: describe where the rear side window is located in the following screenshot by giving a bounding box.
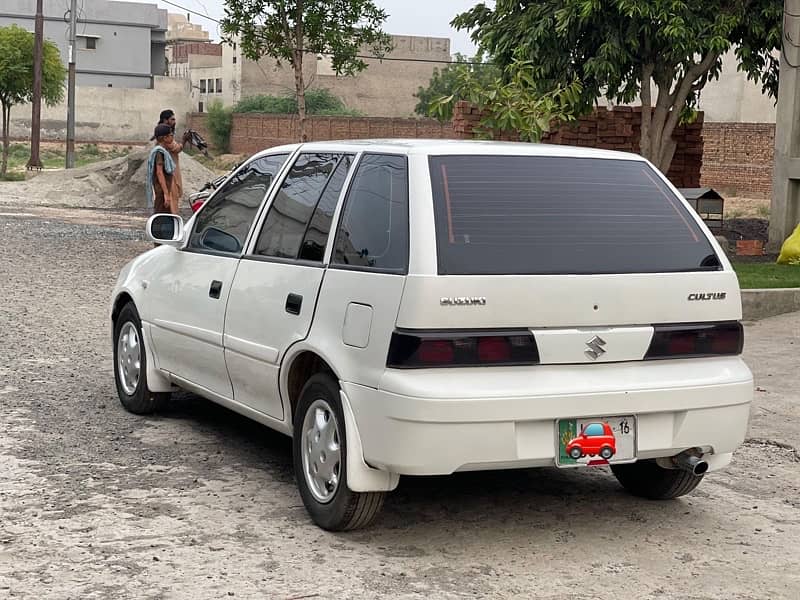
[428,155,719,275]
[332,154,409,273]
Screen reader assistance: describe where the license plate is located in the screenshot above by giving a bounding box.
[556,415,637,467]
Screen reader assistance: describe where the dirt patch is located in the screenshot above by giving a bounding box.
[0,149,217,210]
[724,196,771,220]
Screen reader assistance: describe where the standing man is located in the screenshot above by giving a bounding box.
[154,109,189,211]
[147,124,177,214]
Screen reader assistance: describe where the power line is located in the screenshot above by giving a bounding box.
[159,0,219,24]
[157,0,485,65]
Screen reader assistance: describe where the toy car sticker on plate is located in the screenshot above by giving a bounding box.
[557,416,636,467]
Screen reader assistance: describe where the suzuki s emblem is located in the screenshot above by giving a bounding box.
[584,335,607,360]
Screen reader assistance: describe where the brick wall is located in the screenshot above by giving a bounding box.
[171,42,222,62]
[452,101,704,188]
[700,122,774,198]
[222,114,455,155]
[189,103,705,188]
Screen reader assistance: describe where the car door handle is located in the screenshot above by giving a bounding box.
[209,280,223,299]
[285,293,303,315]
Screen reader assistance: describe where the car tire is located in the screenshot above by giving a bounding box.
[600,446,614,460]
[569,447,582,459]
[293,373,385,531]
[113,302,169,415]
[611,459,704,500]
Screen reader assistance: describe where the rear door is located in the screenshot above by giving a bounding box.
[223,152,354,419]
[396,154,740,364]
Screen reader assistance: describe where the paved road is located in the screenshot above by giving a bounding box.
[0,207,798,599]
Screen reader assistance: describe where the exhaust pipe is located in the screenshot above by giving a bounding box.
[672,451,709,476]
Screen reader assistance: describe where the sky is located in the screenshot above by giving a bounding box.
[155,0,489,56]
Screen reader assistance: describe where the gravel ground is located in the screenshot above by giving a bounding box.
[0,205,799,599]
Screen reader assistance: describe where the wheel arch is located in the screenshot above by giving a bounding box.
[283,348,338,427]
[111,292,173,394]
[111,291,135,325]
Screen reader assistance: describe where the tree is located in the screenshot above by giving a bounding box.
[221,0,392,142]
[414,53,500,122]
[0,25,65,177]
[429,58,583,142]
[453,1,782,173]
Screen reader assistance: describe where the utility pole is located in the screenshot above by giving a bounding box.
[66,0,78,169]
[770,0,800,250]
[26,0,44,170]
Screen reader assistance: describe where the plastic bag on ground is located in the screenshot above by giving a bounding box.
[776,222,800,265]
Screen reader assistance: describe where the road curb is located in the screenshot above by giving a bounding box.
[742,288,800,321]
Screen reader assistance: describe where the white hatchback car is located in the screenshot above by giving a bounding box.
[111,140,753,530]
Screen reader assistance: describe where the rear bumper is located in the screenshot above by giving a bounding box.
[342,357,753,476]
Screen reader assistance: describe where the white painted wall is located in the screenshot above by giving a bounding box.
[697,50,777,123]
[9,77,193,143]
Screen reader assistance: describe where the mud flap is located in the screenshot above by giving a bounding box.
[339,390,400,493]
[141,322,177,393]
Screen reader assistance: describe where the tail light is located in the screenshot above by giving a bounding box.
[645,322,743,360]
[387,330,539,368]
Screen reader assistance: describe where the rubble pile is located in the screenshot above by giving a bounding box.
[0,149,217,209]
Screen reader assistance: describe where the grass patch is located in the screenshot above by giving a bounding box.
[732,263,800,288]
[3,143,130,173]
[0,172,25,181]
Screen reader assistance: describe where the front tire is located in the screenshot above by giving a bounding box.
[113,302,169,415]
[611,459,704,500]
[293,373,385,531]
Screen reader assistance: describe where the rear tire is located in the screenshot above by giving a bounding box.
[293,373,385,531]
[600,446,614,460]
[611,459,704,500]
[113,302,169,415]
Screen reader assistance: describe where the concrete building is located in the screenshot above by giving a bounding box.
[171,30,450,117]
[166,13,209,44]
[235,35,451,117]
[0,0,168,89]
[696,50,777,123]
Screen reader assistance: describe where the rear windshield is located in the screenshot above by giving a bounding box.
[428,155,720,275]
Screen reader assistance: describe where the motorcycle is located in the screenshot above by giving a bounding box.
[181,129,238,214]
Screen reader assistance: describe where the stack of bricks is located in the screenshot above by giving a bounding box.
[700,122,775,198]
[451,103,704,188]
[451,100,521,141]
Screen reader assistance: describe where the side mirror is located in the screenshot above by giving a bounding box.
[147,214,185,247]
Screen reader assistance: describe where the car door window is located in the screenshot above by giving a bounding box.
[332,154,409,273]
[298,155,353,261]
[253,153,350,260]
[187,154,288,254]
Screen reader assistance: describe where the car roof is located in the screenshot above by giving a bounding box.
[251,139,645,162]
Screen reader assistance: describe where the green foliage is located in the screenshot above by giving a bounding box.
[429,59,582,142]
[453,1,782,169]
[206,101,234,153]
[81,143,100,157]
[235,89,361,116]
[0,25,66,175]
[414,53,500,122]
[221,0,391,139]
[234,95,294,114]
